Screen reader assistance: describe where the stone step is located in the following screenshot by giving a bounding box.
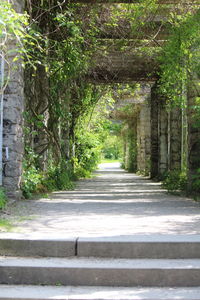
[77,236,200,259]
[1,235,200,258]
[1,285,200,300]
[0,238,76,257]
[1,256,200,287]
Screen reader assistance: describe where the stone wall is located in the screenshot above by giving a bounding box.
[2,0,24,199]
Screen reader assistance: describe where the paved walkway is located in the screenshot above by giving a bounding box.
[1,162,200,239]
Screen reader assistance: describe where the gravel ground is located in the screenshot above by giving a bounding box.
[0,162,200,238]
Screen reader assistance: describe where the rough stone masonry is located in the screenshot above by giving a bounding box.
[2,0,24,199]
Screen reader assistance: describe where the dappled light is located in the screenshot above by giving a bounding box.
[2,163,200,240]
[1,1,200,298]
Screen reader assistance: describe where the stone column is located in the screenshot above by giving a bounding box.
[26,64,49,170]
[123,134,128,170]
[2,0,24,199]
[136,111,142,172]
[187,80,200,191]
[126,120,137,172]
[137,101,151,175]
[150,84,159,178]
[158,102,168,176]
[169,107,182,171]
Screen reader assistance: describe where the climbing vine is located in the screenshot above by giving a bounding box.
[21,0,163,196]
[2,0,199,196]
[159,9,200,105]
[0,2,27,47]
[159,8,200,193]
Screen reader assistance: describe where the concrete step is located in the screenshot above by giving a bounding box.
[1,285,200,300]
[0,238,76,257]
[78,235,200,259]
[1,256,200,287]
[1,235,200,258]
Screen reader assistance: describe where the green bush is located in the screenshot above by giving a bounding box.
[21,166,43,198]
[43,162,74,191]
[102,135,122,160]
[21,161,74,198]
[74,166,91,179]
[191,168,200,193]
[162,170,187,192]
[75,131,101,175]
[0,188,7,210]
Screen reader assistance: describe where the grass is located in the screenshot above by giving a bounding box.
[17,216,36,222]
[100,159,121,163]
[0,219,13,232]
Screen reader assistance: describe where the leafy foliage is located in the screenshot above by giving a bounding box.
[43,161,74,192]
[21,165,42,199]
[159,10,200,105]
[3,0,200,196]
[102,135,122,160]
[162,171,187,193]
[159,9,200,192]
[0,2,27,46]
[21,159,75,199]
[191,168,200,194]
[0,188,7,210]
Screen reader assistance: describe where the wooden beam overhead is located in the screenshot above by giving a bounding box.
[97,21,169,40]
[87,69,158,82]
[97,39,165,47]
[64,0,199,83]
[88,50,159,82]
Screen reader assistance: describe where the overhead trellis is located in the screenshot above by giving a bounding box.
[16,0,200,196]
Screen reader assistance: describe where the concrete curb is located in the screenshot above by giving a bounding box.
[1,236,200,258]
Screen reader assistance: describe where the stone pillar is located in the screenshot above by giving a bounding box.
[2,0,24,199]
[25,64,49,170]
[169,107,182,171]
[137,101,151,175]
[187,80,200,191]
[151,83,170,178]
[158,102,168,176]
[125,120,137,172]
[150,84,159,178]
[136,111,142,172]
[123,135,129,170]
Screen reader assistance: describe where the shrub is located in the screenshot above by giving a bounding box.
[162,170,187,193]
[21,161,74,198]
[75,131,101,174]
[0,188,7,210]
[21,166,43,198]
[43,162,74,191]
[74,166,91,179]
[191,168,200,193]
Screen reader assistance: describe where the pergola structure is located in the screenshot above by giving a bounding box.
[77,0,199,83]
[2,0,200,197]
[75,0,199,183]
